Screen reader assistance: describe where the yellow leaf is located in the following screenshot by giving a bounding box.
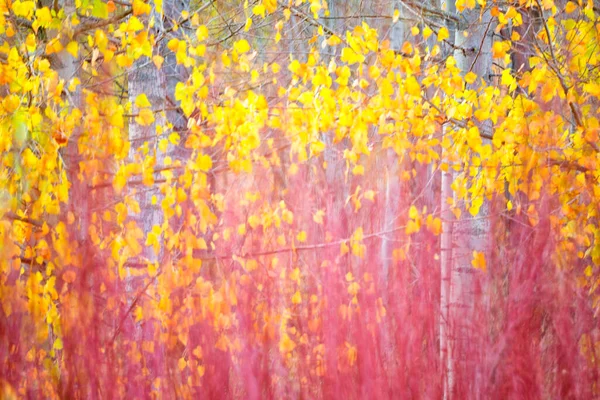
[148,262,158,277]
[346,342,357,366]
[252,4,265,17]
[352,164,364,175]
[4,95,21,113]
[423,26,433,39]
[134,306,143,322]
[169,132,180,145]
[135,108,155,126]
[401,41,413,54]
[405,219,420,235]
[68,77,81,92]
[456,0,476,11]
[351,227,364,242]
[279,333,296,353]
[408,205,418,219]
[264,0,277,12]
[291,290,302,304]
[234,39,250,54]
[340,241,349,255]
[565,1,577,13]
[167,38,180,52]
[297,231,307,243]
[290,267,301,283]
[35,7,52,26]
[246,259,258,271]
[405,76,420,96]
[464,71,477,84]
[527,204,539,226]
[25,33,36,51]
[288,163,299,175]
[152,55,164,69]
[310,141,326,156]
[392,9,400,23]
[135,94,151,108]
[469,196,483,216]
[66,41,79,58]
[126,16,144,32]
[113,172,127,194]
[193,346,203,359]
[178,357,187,371]
[145,225,162,254]
[492,41,506,59]
[363,190,376,201]
[282,209,294,224]
[341,47,365,65]
[196,25,208,41]
[437,27,449,42]
[452,207,461,219]
[277,234,286,246]
[313,210,325,224]
[195,153,212,171]
[248,215,260,229]
[583,83,600,97]
[45,37,63,55]
[426,215,442,235]
[348,281,360,296]
[132,0,151,15]
[392,248,406,261]
[327,35,342,46]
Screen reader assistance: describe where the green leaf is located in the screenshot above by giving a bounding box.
[92,0,108,19]
[12,112,28,149]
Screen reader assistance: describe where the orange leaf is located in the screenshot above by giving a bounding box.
[63,270,76,283]
[471,251,486,272]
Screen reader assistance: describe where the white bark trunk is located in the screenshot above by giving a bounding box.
[128,60,166,263]
[440,3,494,398]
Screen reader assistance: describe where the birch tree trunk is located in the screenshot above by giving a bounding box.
[126,0,192,390]
[390,0,411,52]
[128,61,166,263]
[440,3,494,398]
[126,0,189,268]
[381,0,410,306]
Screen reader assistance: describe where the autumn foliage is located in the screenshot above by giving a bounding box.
[1,0,600,398]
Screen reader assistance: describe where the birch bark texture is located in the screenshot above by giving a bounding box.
[440,3,494,398]
[124,1,189,393]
